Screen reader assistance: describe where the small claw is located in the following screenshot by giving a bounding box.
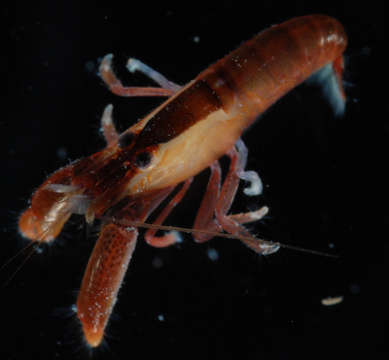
[238,170,263,196]
[260,242,281,255]
[99,54,114,75]
[101,104,113,126]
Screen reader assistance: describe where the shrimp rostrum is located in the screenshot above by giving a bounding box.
[18,15,347,347]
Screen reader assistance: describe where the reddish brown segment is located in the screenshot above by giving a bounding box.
[77,224,138,347]
[77,187,176,347]
[198,14,347,124]
[18,164,75,241]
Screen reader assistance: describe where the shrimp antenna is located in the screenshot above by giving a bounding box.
[2,242,40,287]
[105,218,338,259]
[0,240,38,273]
[2,225,51,285]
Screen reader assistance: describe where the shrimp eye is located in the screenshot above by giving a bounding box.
[118,132,134,148]
[135,151,152,168]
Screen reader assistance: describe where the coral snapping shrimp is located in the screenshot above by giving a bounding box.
[18,15,347,347]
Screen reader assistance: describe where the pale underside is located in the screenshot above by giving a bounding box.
[127,105,250,195]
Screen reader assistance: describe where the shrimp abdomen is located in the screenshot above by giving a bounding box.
[202,14,347,120]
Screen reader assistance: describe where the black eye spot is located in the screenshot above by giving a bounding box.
[135,151,152,168]
[118,132,134,148]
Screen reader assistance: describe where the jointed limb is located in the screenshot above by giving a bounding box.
[144,178,193,247]
[193,139,278,255]
[215,141,278,255]
[100,104,119,145]
[193,161,223,242]
[127,58,181,92]
[99,54,180,97]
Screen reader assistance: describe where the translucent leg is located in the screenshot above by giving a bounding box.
[193,161,223,243]
[144,178,193,248]
[228,206,269,224]
[99,54,176,97]
[100,104,119,145]
[77,223,138,347]
[127,58,181,92]
[215,143,279,255]
[192,140,271,250]
[234,138,263,196]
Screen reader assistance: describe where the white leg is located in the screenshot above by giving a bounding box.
[127,58,181,92]
[235,138,263,196]
[100,54,176,97]
[100,104,119,145]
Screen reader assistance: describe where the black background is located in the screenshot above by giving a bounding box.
[3,1,388,359]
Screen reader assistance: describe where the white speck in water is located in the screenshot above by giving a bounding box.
[193,36,200,43]
[35,246,43,254]
[57,146,68,160]
[157,314,165,321]
[207,248,219,262]
[152,256,164,269]
[349,283,360,294]
[71,304,77,313]
[85,60,95,73]
[321,296,344,306]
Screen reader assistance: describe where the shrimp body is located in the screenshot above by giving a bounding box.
[18,15,347,347]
